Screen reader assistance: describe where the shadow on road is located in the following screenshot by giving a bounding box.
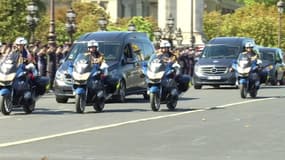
[159,108,199,112]
[260,85,285,89]
[9,107,78,116]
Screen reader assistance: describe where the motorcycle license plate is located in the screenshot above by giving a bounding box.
[208,76,221,80]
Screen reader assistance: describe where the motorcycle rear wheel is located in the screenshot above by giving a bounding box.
[23,101,35,114]
[93,98,105,112]
[166,95,178,111]
[75,94,86,113]
[0,95,12,115]
[249,88,257,98]
[150,93,160,111]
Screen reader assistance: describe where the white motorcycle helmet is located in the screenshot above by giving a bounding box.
[245,42,254,48]
[15,37,28,45]
[87,40,99,48]
[160,40,171,48]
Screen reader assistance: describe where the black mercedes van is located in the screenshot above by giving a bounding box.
[54,31,155,103]
[193,37,256,89]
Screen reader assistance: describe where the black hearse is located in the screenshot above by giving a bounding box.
[54,31,155,103]
[193,37,256,89]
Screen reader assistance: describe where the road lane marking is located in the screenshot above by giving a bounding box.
[0,116,12,120]
[0,97,276,148]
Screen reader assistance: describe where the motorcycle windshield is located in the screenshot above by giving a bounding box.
[236,53,252,74]
[147,54,167,79]
[0,52,19,75]
[237,54,251,68]
[73,53,92,80]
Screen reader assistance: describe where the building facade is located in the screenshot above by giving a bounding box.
[81,0,242,45]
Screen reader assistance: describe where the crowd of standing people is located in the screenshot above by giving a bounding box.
[154,42,202,77]
[0,39,72,91]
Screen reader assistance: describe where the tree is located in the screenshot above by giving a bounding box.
[35,2,108,45]
[204,3,282,48]
[236,0,277,6]
[0,0,45,43]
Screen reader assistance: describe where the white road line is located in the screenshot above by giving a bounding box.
[0,97,276,148]
[0,116,12,120]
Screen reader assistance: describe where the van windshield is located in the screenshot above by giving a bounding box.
[67,41,121,61]
[259,49,276,63]
[201,45,239,59]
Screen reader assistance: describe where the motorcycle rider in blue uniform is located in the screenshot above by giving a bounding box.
[232,42,262,88]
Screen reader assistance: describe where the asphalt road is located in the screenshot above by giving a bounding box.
[0,85,284,160]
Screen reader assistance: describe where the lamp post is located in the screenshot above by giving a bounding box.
[153,28,162,47]
[48,0,56,46]
[98,16,108,31]
[26,0,39,44]
[155,14,183,48]
[190,0,195,49]
[128,22,136,31]
[175,28,183,47]
[277,0,284,48]
[65,7,76,44]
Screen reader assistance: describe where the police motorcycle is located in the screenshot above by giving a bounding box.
[142,54,190,111]
[0,53,49,115]
[67,53,110,113]
[231,53,263,98]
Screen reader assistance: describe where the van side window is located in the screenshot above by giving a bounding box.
[131,43,144,61]
[276,50,282,62]
[124,44,133,59]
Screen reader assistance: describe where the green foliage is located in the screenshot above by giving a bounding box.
[0,1,154,45]
[204,3,283,48]
[0,0,45,43]
[236,0,277,6]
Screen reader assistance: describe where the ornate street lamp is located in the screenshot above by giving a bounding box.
[153,28,162,48]
[128,22,136,31]
[166,14,175,33]
[175,28,183,47]
[26,0,39,44]
[277,0,284,48]
[48,0,56,46]
[98,16,108,31]
[190,0,195,49]
[65,7,76,43]
[154,14,184,48]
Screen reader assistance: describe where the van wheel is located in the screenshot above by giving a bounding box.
[194,84,202,89]
[270,73,278,85]
[213,85,220,89]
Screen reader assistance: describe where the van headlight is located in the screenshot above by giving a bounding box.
[194,64,200,73]
[55,71,65,81]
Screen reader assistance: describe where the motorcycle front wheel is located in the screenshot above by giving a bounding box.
[240,84,247,99]
[150,93,160,111]
[0,95,12,115]
[75,94,86,113]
